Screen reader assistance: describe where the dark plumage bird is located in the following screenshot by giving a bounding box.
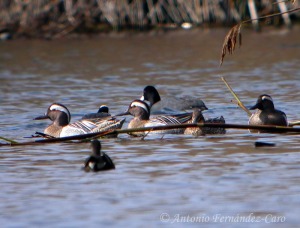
[249,94,288,126]
[140,85,207,114]
[81,105,111,120]
[83,140,115,172]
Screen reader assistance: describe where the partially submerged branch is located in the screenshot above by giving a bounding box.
[1,123,300,147]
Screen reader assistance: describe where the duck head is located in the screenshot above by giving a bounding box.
[117,100,150,120]
[97,105,109,114]
[250,94,275,111]
[34,103,70,126]
[140,85,161,107]
[91,139,102,156]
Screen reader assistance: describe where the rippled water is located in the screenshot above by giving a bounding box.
[1,28,300,227]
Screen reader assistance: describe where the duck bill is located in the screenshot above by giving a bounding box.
[115,111,130,116]
[249,103,259,110]
[34,115,49,120]
[202,105,208,111]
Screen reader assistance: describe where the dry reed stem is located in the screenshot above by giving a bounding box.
[220,23,242,66]
[0,136,18,144]
[219,6,300,66]
[221,77,252,117]
[288,121,300,127]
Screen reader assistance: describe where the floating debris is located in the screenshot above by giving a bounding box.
[255,141,276,147]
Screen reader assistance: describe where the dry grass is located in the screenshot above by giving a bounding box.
[219,5,300,65]
[220,23,242,66]
[0,0,299,39]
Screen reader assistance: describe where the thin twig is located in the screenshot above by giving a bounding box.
[288,120,300,127]
[242,7,300,24]
[0,136,18,144]
[274,0,296,4]
[220,6,300,65]
[221,77,252,117]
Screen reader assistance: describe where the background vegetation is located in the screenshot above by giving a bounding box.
[0,0,299,39]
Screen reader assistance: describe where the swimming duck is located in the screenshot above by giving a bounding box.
[83,139,115,172]
[184,108,206,136]
[249,94,288,127]
[184,108,226,136]
[140,86,225,134]
[81,105,111,120]
[140,85,208,114]
[34,103,125,138]
[117,100,188,136]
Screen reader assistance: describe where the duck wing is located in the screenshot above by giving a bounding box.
[169,112,193,123]
[149,115,183,126]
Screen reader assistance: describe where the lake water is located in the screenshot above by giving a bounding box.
[1,27,300,227]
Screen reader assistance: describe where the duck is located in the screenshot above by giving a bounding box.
[249,94,288,127]
[117,99,188,136]
[184,107,206,136]
[140,85,208,114]
[34,103,125,138]
[141,86,226,134]
[83,139,115,172]
[184,107,226,136]
[81,105,111,120]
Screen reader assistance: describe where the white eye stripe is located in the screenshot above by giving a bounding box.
[50,104,71,122]
[131,101,149,113]
[50,104,68,113]
[262,96,273,102]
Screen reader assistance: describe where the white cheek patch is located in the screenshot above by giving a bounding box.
[262,95,273,102]
[140,95,145,101]
[89,162,95,170]
[50,104,70,122]
[131,101,149,113]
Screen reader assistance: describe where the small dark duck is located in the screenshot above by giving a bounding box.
[83,140,115,172]
[249,94,288,127]
[81,105,111,120]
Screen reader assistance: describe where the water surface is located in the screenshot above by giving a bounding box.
[1,27,300,227]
